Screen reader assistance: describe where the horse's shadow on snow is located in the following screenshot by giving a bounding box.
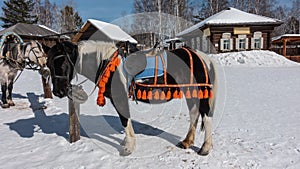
[5,92,182,153]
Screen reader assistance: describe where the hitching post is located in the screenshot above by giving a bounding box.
[69,99,80,142]
[41,76,53,98]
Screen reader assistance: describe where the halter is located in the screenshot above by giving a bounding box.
[50,43,88,103]
[22,42,47,71]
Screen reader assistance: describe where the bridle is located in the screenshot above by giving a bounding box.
[22,41,47,71]
[50,42,89,103]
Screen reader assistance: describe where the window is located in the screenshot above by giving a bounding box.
[236,34,248,50]
[223,39,230,50]
[254,38,261,49]
[251,32,263,49]
[220,33,233,51]
[239,38,246,49]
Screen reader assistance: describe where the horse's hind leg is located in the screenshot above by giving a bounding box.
[198,99,213,156]
[177,98,200,149]
[1,83,9,108]
[7,81,15,106]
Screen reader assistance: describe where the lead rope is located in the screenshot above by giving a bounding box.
[13,69,24,84]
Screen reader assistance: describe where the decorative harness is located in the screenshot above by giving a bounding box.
[132,47,213,101]
[95,47,213,107]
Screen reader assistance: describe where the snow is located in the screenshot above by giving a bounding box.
[209,50,299,67]
[85,19,138,44]
[1,50,300,168]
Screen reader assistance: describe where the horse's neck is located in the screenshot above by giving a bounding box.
[75,41,117,83]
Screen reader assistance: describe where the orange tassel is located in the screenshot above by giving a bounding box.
[166,89,171,100]
[97,94,105,106]
[104,69,110,78]
[178,90,183,99]
[102,77,109,83]
[209,90,214,98]
[173,90,178,99]
[137,89,142,99]
[114,57,120,66]
[154,90,160,100]
[185,88,191,99]
[147,89,153,100]
[142,90,147,100]
[192,89,198,98]
[100,86,105,93]
[99,81,105,88]
[109,65,116,72]
[204,88,209,99]
[160,91,166,100]
[198,90,203,99]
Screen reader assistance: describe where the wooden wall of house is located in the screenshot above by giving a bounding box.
[208,25,276,53]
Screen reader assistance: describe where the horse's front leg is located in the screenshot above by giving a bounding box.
[7,81,15,106]
[110,67,136,156]
[1,82,9,108]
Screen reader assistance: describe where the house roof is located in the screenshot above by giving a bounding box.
[0,23,68,39]
[72,19,137,44]
[272,34,300,43]
[177,7,282,36]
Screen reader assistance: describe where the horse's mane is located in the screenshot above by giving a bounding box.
[76,40,117,82]
[78,40,117,60]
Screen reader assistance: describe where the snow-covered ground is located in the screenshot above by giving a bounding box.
[1,50,300,169]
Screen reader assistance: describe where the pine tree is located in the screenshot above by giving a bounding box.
[0,0,37,28]
[61,5,83,37]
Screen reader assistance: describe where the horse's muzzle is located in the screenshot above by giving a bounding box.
[39,66,51,79]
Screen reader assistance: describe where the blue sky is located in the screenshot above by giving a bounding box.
[71,0,135,22]
[0,0,135,23]
[0,0,293,23]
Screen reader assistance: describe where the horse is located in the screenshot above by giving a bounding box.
[47,40,218,156]
[0,39,49,108]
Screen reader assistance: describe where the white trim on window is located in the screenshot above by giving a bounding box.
[236,34,248,50]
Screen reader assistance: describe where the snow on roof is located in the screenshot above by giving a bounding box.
[87,19,137,44]
[177,7,282,36]
[272,34,300,41]
[0,23,68,38]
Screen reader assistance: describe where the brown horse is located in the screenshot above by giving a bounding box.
[47,40,218,156]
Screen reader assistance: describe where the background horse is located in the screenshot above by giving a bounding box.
[47,40,217,156]
[0,40,49,108]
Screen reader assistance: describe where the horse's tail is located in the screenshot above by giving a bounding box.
[197,51,218,117]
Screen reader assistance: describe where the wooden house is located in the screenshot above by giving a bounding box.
[0,23,69,47]
[72,19,137,45]
[177,7,282,53]
[272,34,300,62]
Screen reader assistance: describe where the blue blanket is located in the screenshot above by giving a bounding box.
[135,51,167,80]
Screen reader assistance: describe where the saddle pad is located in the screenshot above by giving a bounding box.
[135,51,167,80]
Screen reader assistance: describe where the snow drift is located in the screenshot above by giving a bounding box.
[209,50,299,67]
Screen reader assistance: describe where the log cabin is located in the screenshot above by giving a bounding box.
[177,7,283,54]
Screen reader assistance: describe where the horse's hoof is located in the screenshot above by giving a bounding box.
[198,144,212,156]
[198,148,210,156]
[1,104,10,108]
[8,101,15,106]
[120,148,133,156]
[176,142,189,149]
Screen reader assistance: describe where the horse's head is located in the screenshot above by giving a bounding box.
[47,41,78,98]
[22,40,50,78]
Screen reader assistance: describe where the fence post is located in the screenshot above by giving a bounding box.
[42,76,53,99]
[69,99,80,143]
